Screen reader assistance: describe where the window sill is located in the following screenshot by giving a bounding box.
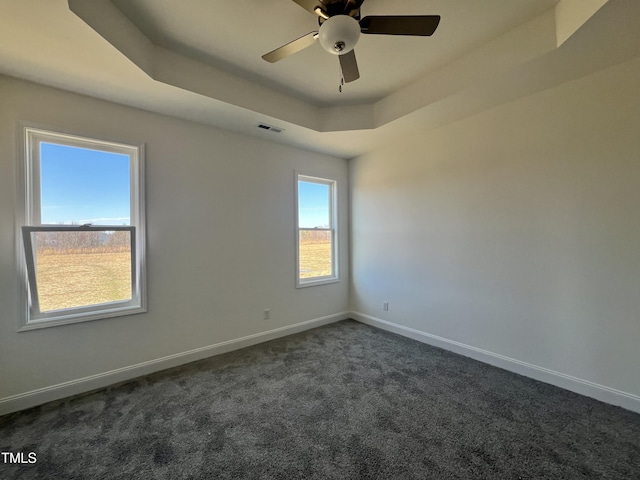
[296,277,340,289]
[18,305,146,332]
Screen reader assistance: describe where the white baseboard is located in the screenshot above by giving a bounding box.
[351,311,640,414]
[0,312,348,416]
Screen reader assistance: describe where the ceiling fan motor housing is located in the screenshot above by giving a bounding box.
[318,15,361,55]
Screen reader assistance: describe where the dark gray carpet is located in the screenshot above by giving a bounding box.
[1,320,639,479]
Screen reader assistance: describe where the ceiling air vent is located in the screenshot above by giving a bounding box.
[257,123,284,134]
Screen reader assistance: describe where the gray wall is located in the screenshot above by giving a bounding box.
[350,57,640,401]
[0,75,349,402]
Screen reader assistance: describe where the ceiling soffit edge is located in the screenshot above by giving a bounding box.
[67,0,605,134]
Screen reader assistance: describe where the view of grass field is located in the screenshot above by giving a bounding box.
[299,234,332,279]
[29,141,136,313]
[297,178,334,279]
[31,229,330,312]
[35,249,132,312]
[34,237,327,311]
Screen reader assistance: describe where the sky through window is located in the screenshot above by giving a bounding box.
[40,143,130,225]
[298,181,330,228]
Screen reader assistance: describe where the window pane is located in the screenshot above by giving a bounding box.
[31,230,132,312]
[298,181,330,228]
[299,229,332,278]
[40,143,131,225]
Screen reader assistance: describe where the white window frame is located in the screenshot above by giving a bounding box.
[295,173,339,288]
[16,125,147,331]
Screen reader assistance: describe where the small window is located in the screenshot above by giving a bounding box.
[17,127,146,330]
[295,173,338,287]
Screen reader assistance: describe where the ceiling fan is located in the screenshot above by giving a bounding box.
[262,0,441,85]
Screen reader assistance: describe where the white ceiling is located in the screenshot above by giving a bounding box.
[110,0,559,106]
[0,0,639,158]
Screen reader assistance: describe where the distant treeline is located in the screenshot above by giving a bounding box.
[299,229,331,244]
[35,230,131,255]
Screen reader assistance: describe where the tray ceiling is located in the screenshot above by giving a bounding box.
[110,0,559,106]
[1,0,638,157]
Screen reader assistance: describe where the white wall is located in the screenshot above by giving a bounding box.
[0,76,349,410]
[2,55,639,414]
[350,57,640,409]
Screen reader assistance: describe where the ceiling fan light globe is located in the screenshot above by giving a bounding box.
[318,15,361,55]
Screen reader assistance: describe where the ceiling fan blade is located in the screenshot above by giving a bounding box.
[360,15,441,36]
[262,31,319,63]
[291,0,327,15]
[339,49,360,83]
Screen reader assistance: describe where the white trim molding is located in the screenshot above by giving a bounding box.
[0,312,349,416]
[295,172,339,288]
[351,311,640,414]
[16,124,147,330]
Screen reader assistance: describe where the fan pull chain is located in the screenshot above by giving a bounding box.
[338,63,345,93]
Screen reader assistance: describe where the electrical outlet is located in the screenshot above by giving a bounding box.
[264,309,271,321]
[383,302,389,311]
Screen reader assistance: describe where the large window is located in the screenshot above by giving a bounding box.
[295,173,338,287]
[17,126,146,330]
